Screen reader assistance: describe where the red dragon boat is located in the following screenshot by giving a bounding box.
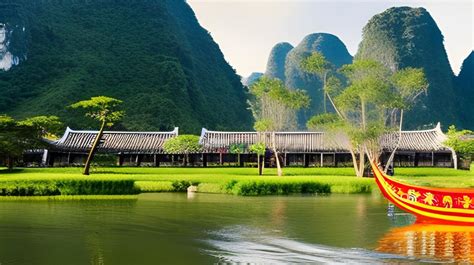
[370,161,474,225]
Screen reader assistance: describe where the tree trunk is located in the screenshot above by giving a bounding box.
[274,147,282,176]
[384,109,403,173]
[237,153,241,167]
[7,156,14,170]
[357,150,365,177]
[348,148,362,177]
[327,93,344,119]
[257,154,262,175]
[272,132,282,176]
[184,154,188,167]
[83,120,106,175]
[323,72,327,113]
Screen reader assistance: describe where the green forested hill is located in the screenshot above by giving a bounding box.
[356,7,458,129]
[242,72,263,87]
[284,33,353,118]
[455,52,474,129]
[260,33,353,125]
[264,42,294,82]
[0,0,252,133]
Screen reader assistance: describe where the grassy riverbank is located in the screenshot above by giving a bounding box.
[0,165,472,197]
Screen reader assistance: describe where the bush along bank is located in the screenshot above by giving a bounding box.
[129,179,374,196]
[227,180,332,196]
[0,178,374,197]
[0,180,139,196]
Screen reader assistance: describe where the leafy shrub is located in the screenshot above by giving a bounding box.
[163,135,202,154]
[224,179,238,191]
[232,181,331,196]
[171,180,199,192]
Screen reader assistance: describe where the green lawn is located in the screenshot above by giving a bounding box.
[0,165,472,196]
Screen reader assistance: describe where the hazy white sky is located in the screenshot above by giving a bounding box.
[187,0,473,77]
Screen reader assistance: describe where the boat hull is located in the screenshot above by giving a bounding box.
[371,161,474,225]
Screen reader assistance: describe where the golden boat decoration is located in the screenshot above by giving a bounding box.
[370,161,474,225]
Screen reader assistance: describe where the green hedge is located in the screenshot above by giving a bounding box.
[230,180,331,196]
[0,180,139,196]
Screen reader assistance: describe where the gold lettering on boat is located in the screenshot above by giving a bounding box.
[423,192,436,206]
[459,196,473,209]
[397,188,407,199]
[442,196,453,208]
[408,189,420,202]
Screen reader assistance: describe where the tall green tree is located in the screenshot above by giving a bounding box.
[163,135,202,166]
[0,115,62,170]
[70,96,124,175]
[301,52,333,113]
[444,125,474,170]
[306,59,427,176]
[249,77,310,176]
[249,142,266,175]
[444,126,474,156]
[18,116,63,139]
[383,68,428,171]
[229,143,245,166]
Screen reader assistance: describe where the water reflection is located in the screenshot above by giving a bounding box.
[206,225,412,264]
[270,198,287,230]
[377,223,474,263]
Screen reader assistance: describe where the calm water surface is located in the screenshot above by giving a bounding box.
[0,193,470,264]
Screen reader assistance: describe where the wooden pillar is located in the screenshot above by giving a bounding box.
[334,153,337,167]
[202,153,207,167]
[219,152,223,166]
[117,154,124,166]
[304,154,309,168]
[320,153,324,167]
[431,152,434,167]
[136,154,141,167]
[67,152,72,166]
[48,153,54,167]
[154,154,160,167]
[41,149,49,167]
[284,153,289,167]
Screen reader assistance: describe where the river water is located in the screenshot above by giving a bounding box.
[0,193,471,264]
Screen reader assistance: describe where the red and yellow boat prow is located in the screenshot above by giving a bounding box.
[370,161,474,225]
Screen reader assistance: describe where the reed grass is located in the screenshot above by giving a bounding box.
[0,179,139,196]
[135,181,174,192]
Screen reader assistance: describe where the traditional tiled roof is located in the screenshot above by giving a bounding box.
[200,123,451,153]
[199,129,349,153]
[380,123,449,152]
[51,127,178,154]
